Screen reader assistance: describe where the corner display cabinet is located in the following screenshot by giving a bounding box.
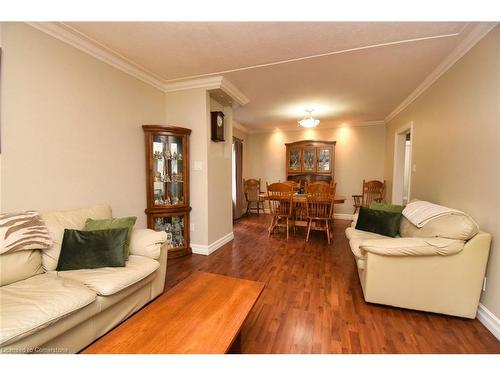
[285,140,336,185]
[143,125,191,259]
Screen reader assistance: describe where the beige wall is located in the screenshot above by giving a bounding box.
[165,88,210,246]
[246,124,386,215]
[164,91,234,247]
[384,26,500,317]
[208,97,233,243]
[0,23,165,227]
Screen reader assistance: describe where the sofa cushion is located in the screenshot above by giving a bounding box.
[345,227,390,241]
[369,202,404,213]
[0,211,53,254]
[56,228,127,271]
[41,205,112,271]
[0,250,43,287]
[399,214,479,241]
[359,237,465,257]
[57,255,159,296]
[129,229,167,259]
[0,273,97,346]
[84,216,137,260]
[355,207,402,237]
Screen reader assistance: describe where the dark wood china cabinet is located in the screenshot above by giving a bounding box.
[143,125,191,259]
[285,140,336,185]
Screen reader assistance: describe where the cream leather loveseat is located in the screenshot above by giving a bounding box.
[346,206,491,318]
[0,205,168,353]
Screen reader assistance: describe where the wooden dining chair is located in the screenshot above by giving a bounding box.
[352,179,386,214]
[244,178,265,215]
[305,193,335,244]
[305,181,331,195]
[267,182,294,240]
[282,180,301,192]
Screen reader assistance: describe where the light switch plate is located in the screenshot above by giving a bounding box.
[193,161,202,171]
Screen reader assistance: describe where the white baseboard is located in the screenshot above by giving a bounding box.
[191,232,234,256]
[477,303,500,340]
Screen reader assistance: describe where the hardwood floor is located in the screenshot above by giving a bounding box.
[165,215,500,354]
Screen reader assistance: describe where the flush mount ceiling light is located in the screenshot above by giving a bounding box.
[298,109,320,128]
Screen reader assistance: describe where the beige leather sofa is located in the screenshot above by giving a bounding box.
[346,208,491,318]
[0,205,168,354]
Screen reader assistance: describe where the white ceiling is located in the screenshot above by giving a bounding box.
[64,22,478,130]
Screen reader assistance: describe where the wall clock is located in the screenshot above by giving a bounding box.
[211,111,225,142]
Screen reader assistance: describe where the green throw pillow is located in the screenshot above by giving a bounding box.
[369,202,404,213]
[56,228,127,271]
[84,216,136,260]
[355,207,402,237]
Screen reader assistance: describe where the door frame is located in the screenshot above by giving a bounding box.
[392,121,413,205]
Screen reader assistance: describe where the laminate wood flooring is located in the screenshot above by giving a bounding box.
[165,215,500,354]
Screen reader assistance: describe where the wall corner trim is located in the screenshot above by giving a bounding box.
[191,232,234,256]
[385,22,498,123]
[477,303,500,340]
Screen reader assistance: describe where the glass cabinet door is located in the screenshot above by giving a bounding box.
[152,213,187,251]
[152,134,185,207]
[302,147,316,172]
[288,148,302,172]
[317,147,332,173]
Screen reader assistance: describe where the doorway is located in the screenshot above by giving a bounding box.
[392,122,413,205]
[232,137,244,220]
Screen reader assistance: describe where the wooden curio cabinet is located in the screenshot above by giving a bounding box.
[285,140,336,184]
[143,125,192,259]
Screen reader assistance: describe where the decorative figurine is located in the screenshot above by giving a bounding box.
[172,152,177,160]
[164,149,171,160]
[178,152,182,160]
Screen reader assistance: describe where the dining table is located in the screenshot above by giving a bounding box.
[258,192,346,204]
[258,192,346,229]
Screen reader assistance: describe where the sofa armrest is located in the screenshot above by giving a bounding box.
[359,237,465,257]
[129,229,167,259]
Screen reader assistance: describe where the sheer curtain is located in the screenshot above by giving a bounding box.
[232,137,244,220]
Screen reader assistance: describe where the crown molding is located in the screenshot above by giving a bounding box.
[385,22,498,123]
[164,76,250,106]
[244,120,385,134]
[25,22,252,106]
[26,22,166,92]
[163,76,224,92]
[220,77,250,106]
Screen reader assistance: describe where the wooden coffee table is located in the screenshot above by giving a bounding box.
[81,271,265,354]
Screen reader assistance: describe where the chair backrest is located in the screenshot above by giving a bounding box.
[305,181,330,195]
[330,182,337,197]
[267,182,294,216]
[244,178,261,202]
[282,180,300,192]
[306,193,334,219]
[362,180,386,207]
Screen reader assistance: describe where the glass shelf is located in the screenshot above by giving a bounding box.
[152,134,185,206]
[153,214,186,250]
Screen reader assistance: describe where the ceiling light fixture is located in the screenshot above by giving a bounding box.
[298,109,320,128]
